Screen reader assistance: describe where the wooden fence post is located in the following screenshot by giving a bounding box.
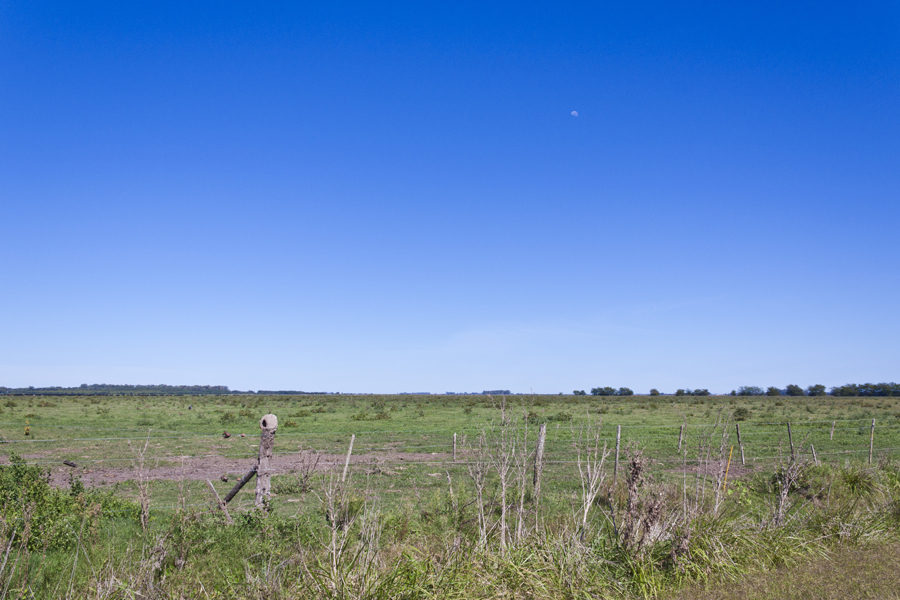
[830,420,836,440]
[787,422,794,461]
[869,419,875,464]
[677,422,685,451]
[613,425,622,483]
[735,423,745,466]
[342,434,355,483]
[453,433,457,462]
[533,423,547,499]
[255,414,278,510]
[810,444,819,466]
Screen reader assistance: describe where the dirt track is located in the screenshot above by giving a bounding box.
[28,450,450,487]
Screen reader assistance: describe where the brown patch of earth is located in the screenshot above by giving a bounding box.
[36,450,448,487]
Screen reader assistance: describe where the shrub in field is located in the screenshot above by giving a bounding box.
[351,410,390,421]
[0,453,138,550]
[546,411,572,422]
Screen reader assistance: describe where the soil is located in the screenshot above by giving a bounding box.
[39,450,448,487]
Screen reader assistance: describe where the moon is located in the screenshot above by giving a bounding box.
[570,110,579,117]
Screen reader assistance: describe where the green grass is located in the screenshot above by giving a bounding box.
[1,393,899,598]
[4,392,898,456]
[2,393,897,513]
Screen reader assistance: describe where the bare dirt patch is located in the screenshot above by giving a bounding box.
[42,450,449,487]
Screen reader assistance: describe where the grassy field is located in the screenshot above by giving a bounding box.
[670,541,900,600]
[1,393,899,598]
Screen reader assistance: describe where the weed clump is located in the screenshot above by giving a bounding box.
[0,453,138,551]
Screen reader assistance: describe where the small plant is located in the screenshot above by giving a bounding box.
[733,407,751,421]
[547,411,572,422]
[841,467,878,504]
[351,410,391,421]
[273,473,310,495]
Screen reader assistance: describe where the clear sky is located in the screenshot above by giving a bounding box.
[1,2,898,393]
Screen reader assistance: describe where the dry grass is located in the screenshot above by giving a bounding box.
[669,542,900,600]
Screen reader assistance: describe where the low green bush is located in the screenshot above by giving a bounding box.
[0,453,139,551]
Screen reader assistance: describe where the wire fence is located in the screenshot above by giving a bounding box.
[2,417,896,473]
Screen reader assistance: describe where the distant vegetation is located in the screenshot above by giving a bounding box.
[577,383,900,398]
[1,382,898,397]
[0,383,235,395]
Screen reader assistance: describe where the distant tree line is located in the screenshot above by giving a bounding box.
[0,385,337,396]
[0,384,235,396]
[255,390,330,395]
[675,388,711,396]
[571,387,635,396]
[2,382,897,398]
[571,383,900,397]
[730,383,900,397]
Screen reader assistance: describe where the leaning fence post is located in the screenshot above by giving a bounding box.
[206,479,233,524]
[830,420,836,441]
[255,414,278,510]
[224,466,257,503]
[533,423,547,500]
[787,422,794,461]
[735,423,745,466]
[677,422,685,451]
[342,434,355,483]
[869,419,875,464]
[810,444,819,466]
[613,425,622,483]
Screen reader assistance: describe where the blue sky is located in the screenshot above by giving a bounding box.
[1,2,898,393]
